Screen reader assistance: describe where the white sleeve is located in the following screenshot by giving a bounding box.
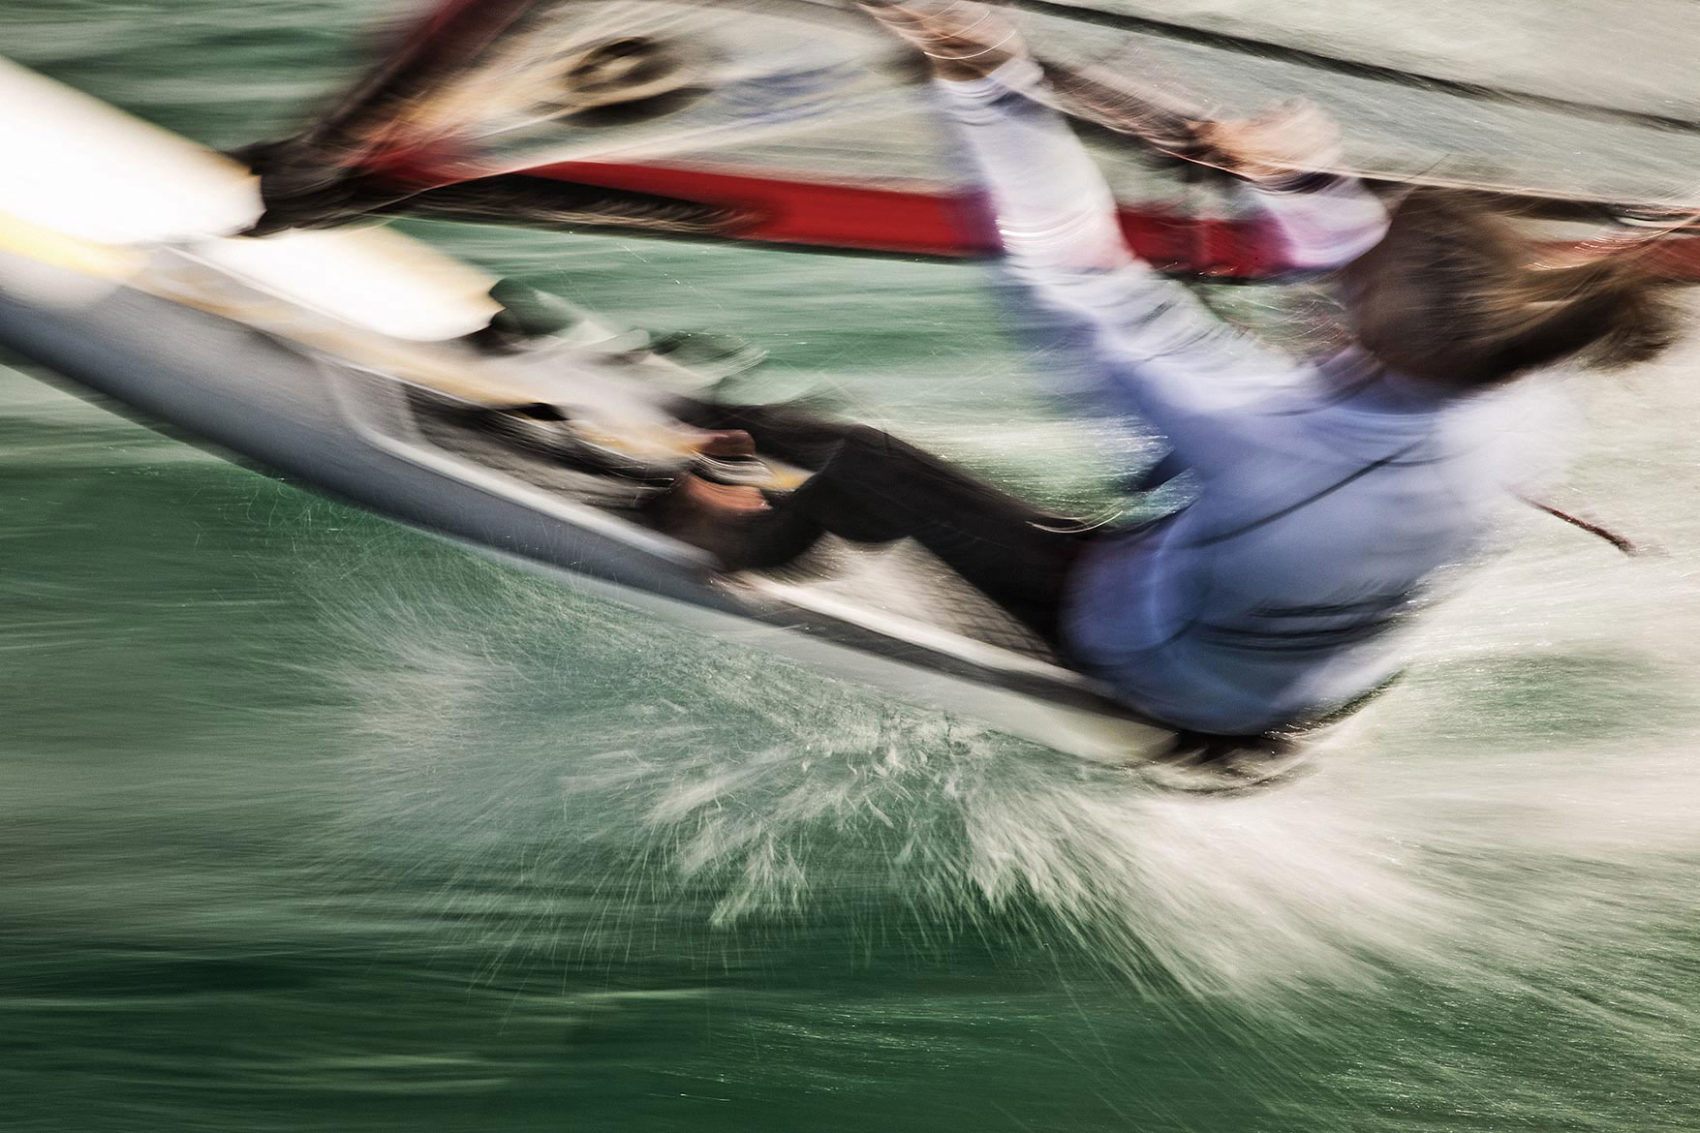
[936,65,1307,473]
[934,59,1132,273]
[1244,174,1390,272]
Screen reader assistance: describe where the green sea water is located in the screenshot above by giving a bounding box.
[4,3,1700,1130]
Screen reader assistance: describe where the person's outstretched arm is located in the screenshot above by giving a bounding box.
[1039,59,1390,273]
[1243,173,1391,272]
[1195,106,1390,272]
[870,3,1303,474]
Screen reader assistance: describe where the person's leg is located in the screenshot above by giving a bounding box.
[683,406,1090,645]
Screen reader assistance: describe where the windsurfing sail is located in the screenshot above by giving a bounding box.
[245,0,1700,278]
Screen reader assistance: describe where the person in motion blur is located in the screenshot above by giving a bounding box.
[655,0,1681,740]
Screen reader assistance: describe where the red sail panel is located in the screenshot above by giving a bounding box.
[489,159,1285,276]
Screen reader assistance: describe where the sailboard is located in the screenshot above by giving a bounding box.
[6,0,1688,788]
[241,0,1700,279]
[1,54,1342,791]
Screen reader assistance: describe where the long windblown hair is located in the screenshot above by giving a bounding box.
[1342,187,1683,389]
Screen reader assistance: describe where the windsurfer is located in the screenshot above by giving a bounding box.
[656,1,1681,738]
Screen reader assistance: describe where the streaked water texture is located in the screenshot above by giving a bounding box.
[3,2,1699,1129]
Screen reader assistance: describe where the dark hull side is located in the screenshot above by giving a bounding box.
[0,266,736,615]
